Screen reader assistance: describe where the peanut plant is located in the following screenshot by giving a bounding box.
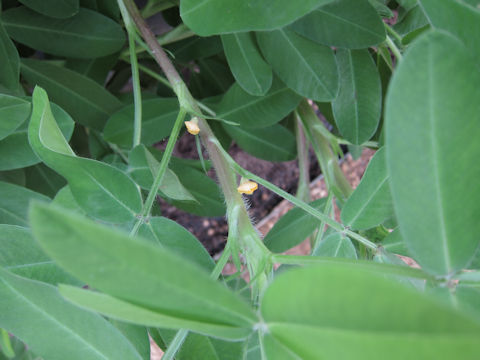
[0,0,479,359]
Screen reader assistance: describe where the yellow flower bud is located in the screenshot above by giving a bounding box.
[237,180,258,195]
[185,119,200,135]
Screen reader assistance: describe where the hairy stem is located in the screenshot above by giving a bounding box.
[209,137,377,250]
[122,0,272,297]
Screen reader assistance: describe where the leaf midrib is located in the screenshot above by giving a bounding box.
[218,87,288,118]
[4,22,120,43]
[234,34,263,92]
[346,175,389,226]
[1,277,111,360]
[21,62,117,117]
[229,126,292,157]
[278,30,333,97]
[426,43,452,273]
[316,8,384,40]
[61,220,255,326]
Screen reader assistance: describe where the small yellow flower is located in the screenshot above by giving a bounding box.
[237,180,258,195]
[185,118,200,135]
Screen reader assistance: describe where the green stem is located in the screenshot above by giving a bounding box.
[118,0,142,147]
[135,63,217,117]
[209,137,377,250]
[311,191,334,253]
[107,142,129,163]
[337,138,379,148]
[154,23,195,47]
[210,243,232,280]
[130,108,187,236]
[162,244,232,359]
[297,101,353,202]
[122,24,195,58]
[0,329,14,358]
[141,0,178,18]
[385,24,403,45]
[196,101,217,117]
[162,329,188,360]
[385,35,403,62]
[136,63,172,88]
[123,0,272,298]
[295,117,310,203]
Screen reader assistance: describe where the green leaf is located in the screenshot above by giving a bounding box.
[66,54,119,84]
[221,32,272,96]
[0,181,49,226]
[0,95,30,141]
[0,22,19,92]
[456,283,480,318]
[193,57,235,97]
[168,163,226,216]
[109,321,150,360]
[128,146,225,216]
[0,268,144,360]
[385,31,480,276]
[0,168,25,187]
[21,59,122,130]
[18,0,79,18]
[382,228,409,257]
[24,163,67,198]
[217,78,302,128]
[30,202,257,339]
[141,146,195,202]
[0,334,32,360]
[158,329,244,360]
[165,36,223,62]
[394,5,429,38]
[312,232,357,259]
[290,0,386,49]
[368,0,394,18]
[341,148,393,229]
[333,49,382,145]
[0,100,74,171]
[138,217,215,271]
[264,198,326,253]
[103,98,179,149]
[261,263,480,359]
[242,332,262,360]
[257,29,338,101]
[127,145,195,202]
[222,123,296,162]
[420,0,480,61]
[59,286,250,341]
[2,7,125,58]
[52,185,86,215]
[0,225,80,285]
[28,86,142,223]
[180,0,335,36]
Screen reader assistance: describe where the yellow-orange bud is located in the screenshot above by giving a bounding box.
[237,180,258,195]
[185,119,200,135]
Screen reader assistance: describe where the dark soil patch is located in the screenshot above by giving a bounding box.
[157,132,321,255]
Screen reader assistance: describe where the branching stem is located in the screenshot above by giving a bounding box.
[129,108,187,236]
